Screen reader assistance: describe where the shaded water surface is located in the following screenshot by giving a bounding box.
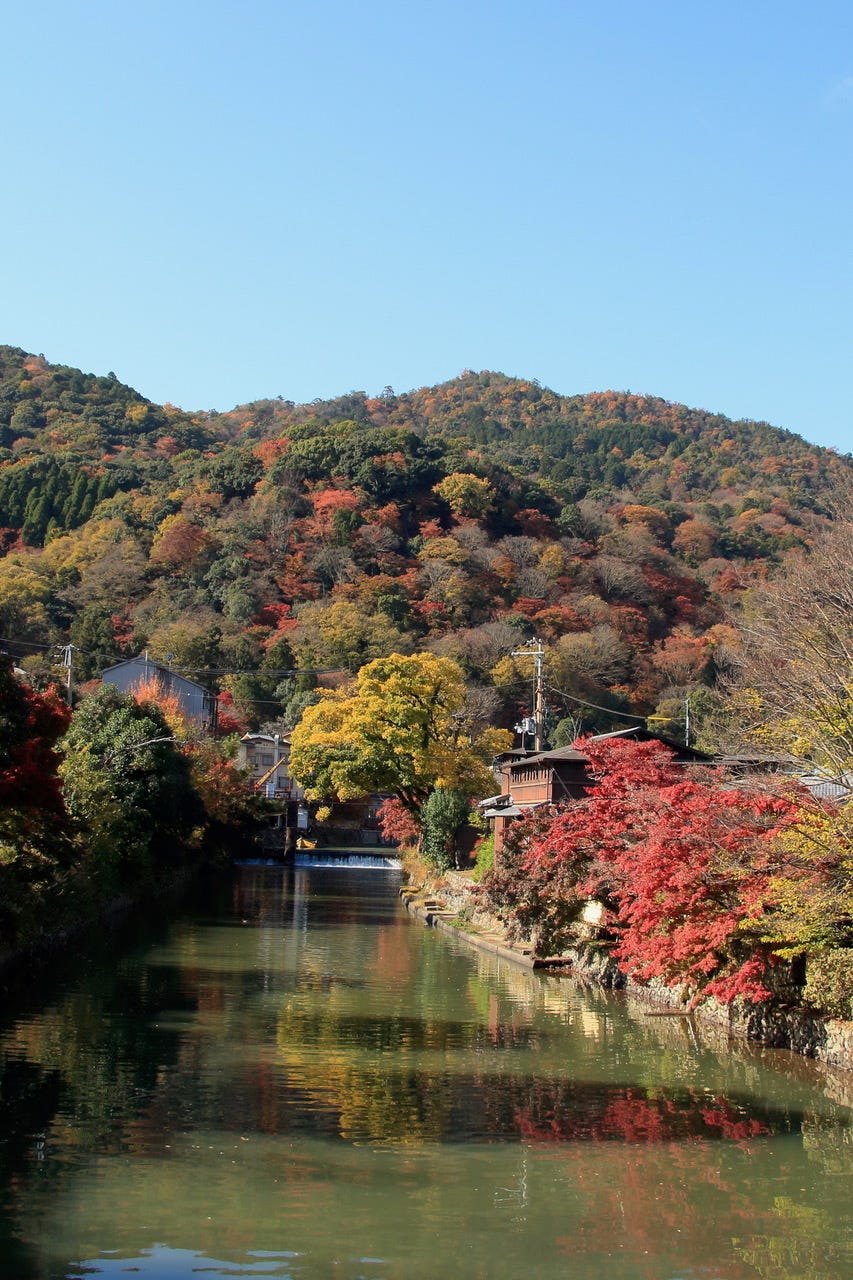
[0,864,851,1278]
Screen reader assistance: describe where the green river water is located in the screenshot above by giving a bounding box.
[0,862,851,1280]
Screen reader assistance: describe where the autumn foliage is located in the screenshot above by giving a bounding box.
[0,663,70,818]
[0,658,257,957]
[2,346,852,1011]
[1,347,849,735]
[483,738,800,1006]
[0,657,72,947]
[128,675,256,841]
[377,797,420,847]
[290,652,511,815]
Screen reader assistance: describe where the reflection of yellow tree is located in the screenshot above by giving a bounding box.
[275,995,452,1143]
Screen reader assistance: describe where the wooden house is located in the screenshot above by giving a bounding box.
[480,726,716,854]
[236,732,305,802]
[481,745,592,854]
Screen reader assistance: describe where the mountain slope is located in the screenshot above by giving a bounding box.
[1,347,849,741]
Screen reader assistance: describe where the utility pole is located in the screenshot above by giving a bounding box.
[511,639,546,752]
[59,644,77,706]
[684,695,691,748]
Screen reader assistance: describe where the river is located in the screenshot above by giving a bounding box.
[0,862,851,1279]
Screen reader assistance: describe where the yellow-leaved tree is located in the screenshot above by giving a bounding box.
[289,653,511,816]
[432,472,494,519]
[756,803,853,1019]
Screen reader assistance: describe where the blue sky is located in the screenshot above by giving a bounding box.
[2,1,851,453]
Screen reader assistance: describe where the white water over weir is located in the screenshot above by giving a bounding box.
[237,851,403,870]
[294,851,402,870]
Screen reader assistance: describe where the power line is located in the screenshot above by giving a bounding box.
[545,683,646,723]
[0,636,56,651]
[154,666,348,683]
[491,656,648,724]
[0,639,346,680]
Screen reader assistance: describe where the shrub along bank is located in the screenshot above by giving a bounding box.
[0,656,258,964]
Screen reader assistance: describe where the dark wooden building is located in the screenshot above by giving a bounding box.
[480,726,716,854]
[481,745,592,854]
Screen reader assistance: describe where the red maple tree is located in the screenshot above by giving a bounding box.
[513,738,797,1005]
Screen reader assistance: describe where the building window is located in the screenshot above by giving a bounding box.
[257,753,274,766]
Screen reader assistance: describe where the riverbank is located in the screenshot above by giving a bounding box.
[400,871,853,1076]
[0,856,218,990]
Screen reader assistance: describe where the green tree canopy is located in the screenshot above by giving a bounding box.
[60,686,202,889]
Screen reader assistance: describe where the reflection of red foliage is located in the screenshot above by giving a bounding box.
[514,1085,769,1147]
[700,1100,770,1141]
[512,1074,772,1280]
[552,1139,760,1280]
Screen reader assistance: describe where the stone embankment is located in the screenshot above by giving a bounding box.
[400,871,853,1077]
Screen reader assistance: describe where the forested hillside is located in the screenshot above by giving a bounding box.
[1,347,849,741]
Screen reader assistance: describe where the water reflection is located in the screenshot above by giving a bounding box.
[0,864,851,1280]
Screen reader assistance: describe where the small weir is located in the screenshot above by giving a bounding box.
[238,850,402,870]
[294,850,402,870]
